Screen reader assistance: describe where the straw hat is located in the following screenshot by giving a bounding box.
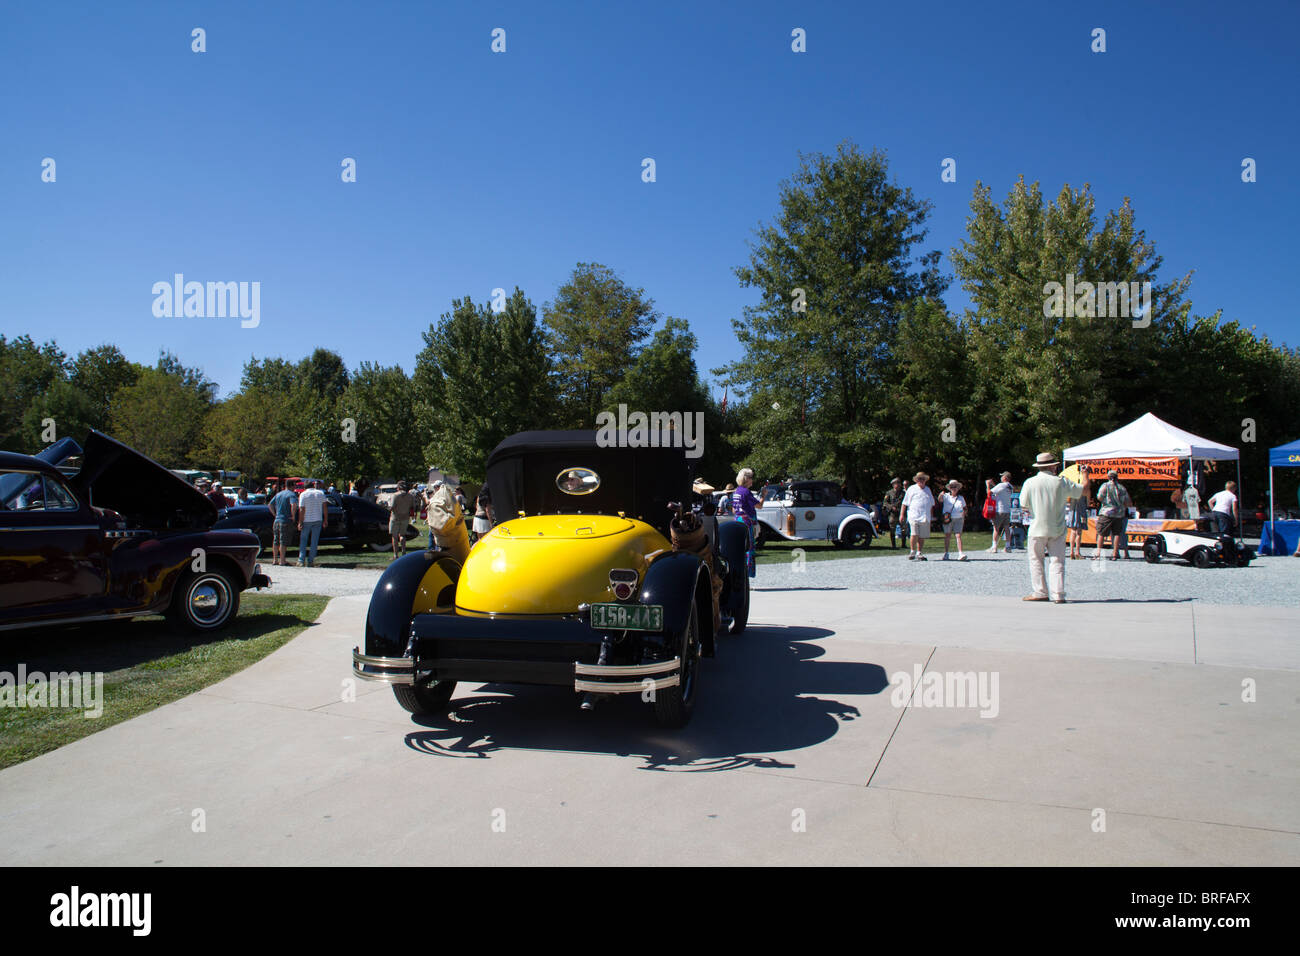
[1031,453,1059,469]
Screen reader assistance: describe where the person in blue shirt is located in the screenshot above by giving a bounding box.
[266,480,299,566]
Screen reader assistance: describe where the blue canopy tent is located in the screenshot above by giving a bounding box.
[1263,439,1300,555]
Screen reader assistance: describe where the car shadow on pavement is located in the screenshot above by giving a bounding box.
[403,625,888,772]
[0,614,317,674]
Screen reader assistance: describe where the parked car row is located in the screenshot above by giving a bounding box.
[212,493,419,552]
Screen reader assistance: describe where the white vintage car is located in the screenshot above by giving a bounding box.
[750,480,877,549]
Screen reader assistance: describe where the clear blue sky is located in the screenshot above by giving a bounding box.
[3,0,1297,398]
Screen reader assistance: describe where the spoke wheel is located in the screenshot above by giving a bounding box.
[654,602,700,728]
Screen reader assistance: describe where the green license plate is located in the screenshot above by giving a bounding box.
[590,603,663,631]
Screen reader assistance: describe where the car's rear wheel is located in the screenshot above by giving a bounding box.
[841,521,873,549]
[167,569,240,632]
[1192,548,1211,569]
[368,540,394,552]
[654,601,699,728]
[1143,537,1162,563]
[393,680,457,714]
[729,571,750,635]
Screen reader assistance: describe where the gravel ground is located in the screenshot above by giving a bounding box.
[259,563,384,597]
[255,545,1298,607]
[753,545,1300,606]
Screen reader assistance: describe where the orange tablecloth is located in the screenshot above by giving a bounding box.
[1081,517,1196,546]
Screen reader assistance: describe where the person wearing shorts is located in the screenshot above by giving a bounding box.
[1094,470,1131,560]
[266,481,298,566]
[986,472,1014,552]
[901,471,935,561]
[940,479,969,561]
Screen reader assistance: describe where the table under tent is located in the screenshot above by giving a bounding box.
[1258,438,1300,556]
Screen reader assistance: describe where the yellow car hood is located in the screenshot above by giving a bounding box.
[456,514,669,615]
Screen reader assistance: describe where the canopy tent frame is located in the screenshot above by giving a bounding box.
[1265,438,1300,553]
[1061,413,1243,540]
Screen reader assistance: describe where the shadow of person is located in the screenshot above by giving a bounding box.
[403,625,889,772]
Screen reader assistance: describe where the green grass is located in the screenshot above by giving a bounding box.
[0,592,328,770]
[755,529,1000,563]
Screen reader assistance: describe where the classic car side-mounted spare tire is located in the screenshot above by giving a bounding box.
[392,680,458,715]
[654,601,700,728]
[167,569,241,631]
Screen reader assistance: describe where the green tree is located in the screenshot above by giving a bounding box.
[110,365,213,464]
[949,178,1191,465]
[415,289,556,481]
[68,344,141,432]
[719,143,948,495]
[21,379,98,448]
[544,263,658,426]
[0,335,68,451]
[338,363,425,480]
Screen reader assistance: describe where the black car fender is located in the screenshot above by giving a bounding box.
[365,550,459,657]
[641,550,714,656]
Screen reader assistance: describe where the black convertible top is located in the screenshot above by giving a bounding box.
[484,430,691,535]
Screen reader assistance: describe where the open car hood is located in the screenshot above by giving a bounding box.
[56,431,218,530]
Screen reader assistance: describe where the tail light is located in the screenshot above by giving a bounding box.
[609,569,638,601]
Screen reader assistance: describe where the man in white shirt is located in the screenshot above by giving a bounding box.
[296,480,329,567]
[1207,481,1239,535]
[985,471,1014,553]
[901,471,936,561]
[1019,452,1089,604]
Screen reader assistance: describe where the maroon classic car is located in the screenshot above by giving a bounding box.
[0,431,270,632]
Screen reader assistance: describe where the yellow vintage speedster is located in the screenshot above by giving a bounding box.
[352,430,751,727]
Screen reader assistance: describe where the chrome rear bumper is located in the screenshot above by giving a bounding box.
[352,648,415,684]
[352,647,679,693]
[573,657,680,694]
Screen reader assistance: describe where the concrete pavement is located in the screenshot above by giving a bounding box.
[0,589,1295,865]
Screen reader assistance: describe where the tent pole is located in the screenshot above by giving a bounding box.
[1236,457,1243,543]
[1269,466,1275,554]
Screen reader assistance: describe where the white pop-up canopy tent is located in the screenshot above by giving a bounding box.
[1063,412,1242,528]
[1064,412,1239,461]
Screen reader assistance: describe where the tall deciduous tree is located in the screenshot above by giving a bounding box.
[416,289,556,481]
[69,344,141,432]
[949,178,1191,463]
[0,335,68,451]
[110,361,214,465]
[719,143,948,495]
[544,263,657,426]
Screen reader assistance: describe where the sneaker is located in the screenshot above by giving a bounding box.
[986,545,997,553]
[942,553,950,561]
[1052,597,1067,604]
[959,554,969,561]
[917,555,927,561]
[908,554,916,560]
